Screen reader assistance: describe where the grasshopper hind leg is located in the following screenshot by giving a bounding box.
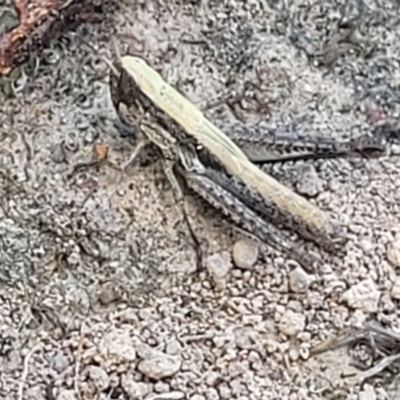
[177,147,320,272]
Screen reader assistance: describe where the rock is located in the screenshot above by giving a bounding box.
[165,339,182,355]
[299,346,310,360]
[25,386,45,400]
[154,382,171,393]
[204,388,219,400]
[391,277,400,300]
[234,327,265,358]
[121,375,152,399]
[381,292,395,312]
[153,392,185,399]
[265,338,279,354]
[387,236,400,267]
[219,384,232,399]
[288,347,299,361]
[359,384,376,400]
[98,330,136,364]
[98,281,122,305]
[57,390,77,400]
[278,310,306,337]
[232,239,259,269]
[50,351,70,373]
[289,267,311,293]
[138,353,181,380]
[85,365,109,392]
[342,278,380,313]
[206,251,232,291]
[295,165,323,197]
[205,371,221,386]
[51,143,66,163]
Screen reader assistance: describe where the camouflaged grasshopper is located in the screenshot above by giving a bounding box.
[109,55,351,270]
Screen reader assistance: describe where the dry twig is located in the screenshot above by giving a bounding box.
[312,320,400,384]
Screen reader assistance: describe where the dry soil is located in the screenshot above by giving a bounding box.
[1,0,400,399]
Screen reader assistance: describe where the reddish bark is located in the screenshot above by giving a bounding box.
[0,0,105,75]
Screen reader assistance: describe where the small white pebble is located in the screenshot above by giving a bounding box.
[295,165,323,197]
[147,392,185,400]
[98,281,122,305]
[218,384,231,400]
[138,353,181,380]
[299,346,310,360]
[278,310,305,337]
[387,236,400,267]
[206,251,232,291]
[154,382,171,393]
[289,267,310,293]
[121,377,153,399]
[85,365,109,391]
[205,371,221,386]
[165,339,182,355]
[56,390,77,400]
[342,278,380,313]
[265,338,279,354]
[359,384,376,400]
[205,387,219,400]
[50,351,70,373]
[232,239,259,269]
[288,347,299,361]
[391,277,400,300]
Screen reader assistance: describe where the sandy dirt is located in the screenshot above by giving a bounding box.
[1,0,400,399]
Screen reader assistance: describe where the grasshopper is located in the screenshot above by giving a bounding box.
[108,55,388,271]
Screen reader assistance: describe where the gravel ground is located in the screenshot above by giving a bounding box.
[1,0,400,399]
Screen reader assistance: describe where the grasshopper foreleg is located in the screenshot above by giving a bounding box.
[163,158,203,272]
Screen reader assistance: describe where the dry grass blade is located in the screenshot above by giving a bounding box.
[310,327,360,355]
[357,354,400,382]
[312,321,400,384]
[121,55,347,252]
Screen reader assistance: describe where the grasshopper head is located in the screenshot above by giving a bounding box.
[109,58,141,138]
